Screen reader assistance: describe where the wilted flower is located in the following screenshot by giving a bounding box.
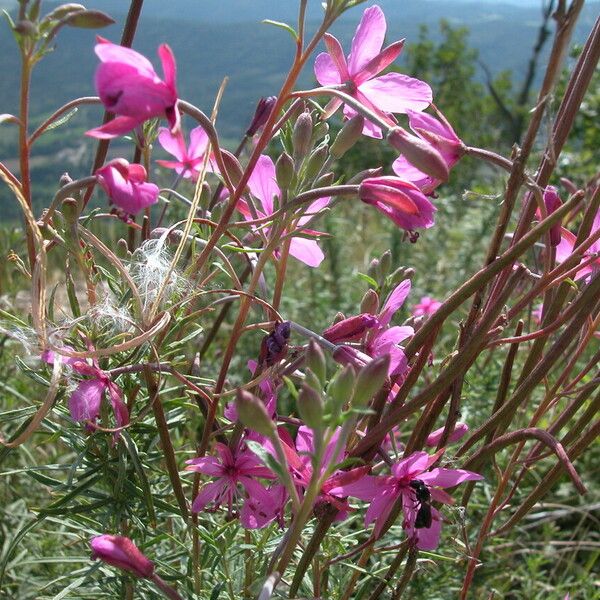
[359,176,436,232]
[96,159,159,215]
[331,450,483,549]
[393,108,463,194]
[87,37,179,139]
[314,5,431,138]
[246,96,277,137]
[90,535,154,578]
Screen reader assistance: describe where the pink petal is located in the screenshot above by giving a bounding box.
[239,478,279,529]
[297,197,330,227]
[185,456,224,476]
[419,467,483,488]
[413,506,443,550]
[69,379,106,421]
[86,116,142,139]
[330,474,384,501]
[158,127,187,162]
[188,126,210,158]
[359,73,432,114]
[191,480,225,513]
[376,326,414,347]
[247,155,279,215]
[94,37,154,74]
[314,52,342,87]
[289,237,325,267]
[354,40,405,86]
[158,44,177,92]
[348,5,386,76]
[323,33,350,81]
[391,451,430,480]
[379,279,412,327]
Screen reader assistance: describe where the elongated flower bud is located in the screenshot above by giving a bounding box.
[331,115,364,158]
[235,389,276,437]
[276,152,294,190]
[246,96,276,136]
[297,383,324,430]
[304,145,329,181]
[426,422,468,446]
[293,112,313,162]
[306,339,326,385]
[220,150,244,188]
[353,355,390,407]
[360,289,380,314]
[543,185,563,247]
[387,127,448,182]
[90,535,154,578]
[328,364,356,413]
[323,314,378,343]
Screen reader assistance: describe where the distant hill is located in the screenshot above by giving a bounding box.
[0,0,597,220]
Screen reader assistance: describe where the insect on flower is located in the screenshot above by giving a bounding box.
[409,479,432,529]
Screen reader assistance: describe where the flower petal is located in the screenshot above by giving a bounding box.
[248,155,279,215]
[289,237,325,267]
[359,73,432,114]
[69,379,106,422]
[314,52,342,87]
[379,279,411,327]
[419,467,483,488]
[348,5,386,76]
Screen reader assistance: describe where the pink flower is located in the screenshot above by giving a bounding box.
[185,442,278,529]
[425,422,468,447]
[96,158,159,215]
[358,176,436,231]
[314,5,432,138]
[237,155,330,267]
[532,304,544,324]
[87,37,179,139]
[42,349,129,429]
[332,450,483,549]
[412,296,442,317]
[323,313,379,344]
[555,209,600,280]
[156,126,212,180]
[90,535,154,578]
[393,108,462,194]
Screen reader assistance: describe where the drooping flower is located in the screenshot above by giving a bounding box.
[156,126,212,180]
[412,296,442,317]
[90,535,154,578]
[87,37,179,139]
[393,108,463,194]
[425,422,469,447]
[358,176,436,232]
[331,450,483,549]
[96,158,159,215]
[185,442,278,528]
[314,5,432,138]
[42,348,129,428]
[237,155,330,267]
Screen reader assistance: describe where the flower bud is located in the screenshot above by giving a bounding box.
[314,171,335,188]
[14,20,38,36]
[542,185,563,247]
[276,152,294,190]
[306,339,326,385]
[235,389,276,438]
[61,197,79,224]
[332,345,371,370]
[367,258,380,281]
[331,115,364,158]
[328,364,356,413]
[293,112,313,162]
[353,355,390,408]
[347,167,383,186]
[246,96,276,137]
[221,150,244,188]
[297,383,324,430]
[360,289,380,314]
[380,250,392,278]
[387,127,449,182]
[323,314,378,344]
[304,145,328,181]
[47,4,86,20]
[90,535,154,578]
[312,120,329,144]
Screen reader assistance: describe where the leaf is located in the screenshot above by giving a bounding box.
[64,10,115,28]
[246,440,286,481]
[122,431,156,525]
[261,19,298,40]
[356,272,379,288]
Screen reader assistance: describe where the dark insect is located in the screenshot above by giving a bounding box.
[259,321,291,367]
[409,479,433,529]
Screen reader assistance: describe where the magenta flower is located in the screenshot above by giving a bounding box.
[555,209,600,280]
[537,186,563,247]
[314,5,432,138]
[237,155,330,267]
[156,126,212,180]
[393,108,463,194]
[323,313,379,344]
[96,158,159,215]
[332,450,483,549]
[90,535,154,578]
[412,296,442,317]
[358,176,436,232]
[185,442,278,528]
[87,37,179,139]
[425,422,468,447]
[43,349,129,428]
